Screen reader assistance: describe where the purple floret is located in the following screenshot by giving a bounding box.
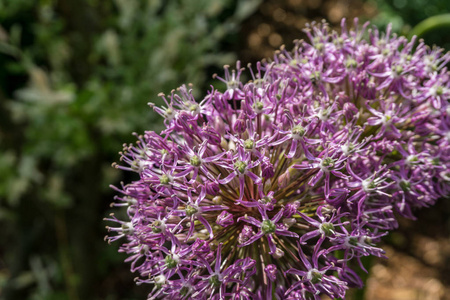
[105,18,450,299]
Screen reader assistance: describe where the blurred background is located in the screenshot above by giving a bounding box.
[0,0,449,299]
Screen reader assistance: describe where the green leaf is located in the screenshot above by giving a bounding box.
[409,13,450,38]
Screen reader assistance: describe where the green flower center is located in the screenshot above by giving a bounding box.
[180,286,190,296]
[189,104,199,112]
[261,219,276,234]
[393,65,403,75]
[348,237,359,246]
[244,139,254,150]
[131,160,142,172]
[320,222,335,236]
[190,155,201,166]
[165,108,173,116]
[321,157,335,167]
[159,174,170,185]
[292,125,306,137]
[399,180,411,192]
[209,275,221,288]
[261,196,273,204]
[315,43,324,51]
[408,155,418,163]
[185,205,198,217]
[151,220,163,233]
[234,161,247,174]
[345,58,357,68]
[310,71,321,82]
[121,223,133,235]
[310,269,323,284]
[165,255,178,269]
[432,157,440,165]
[253,101,264,111]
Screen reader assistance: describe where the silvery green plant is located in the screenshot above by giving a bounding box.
[0,1,261,298]
[106,19,450,299]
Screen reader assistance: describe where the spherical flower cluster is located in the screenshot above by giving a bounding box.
[105,19,450,299]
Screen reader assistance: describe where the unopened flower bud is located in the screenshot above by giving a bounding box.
[278,168,291,189]
[212,195,223,205]
[216,211,234,227]
[282,218,297,228]
[191,239,210,255]
[201,125,221,145]
[205,181,220,196]
[262,156,275,178]
[272,248,285,258]
[233,114,246,133]
[283,201,300,218]
[238,225,254,245]
[213,116,226,135]
[343,102,359,121]
[264,264,278,282]
[220,137,229,150]
[121,222,134,235]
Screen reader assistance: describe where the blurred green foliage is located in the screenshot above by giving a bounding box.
[0,0,261,299]
[367,0,450,50]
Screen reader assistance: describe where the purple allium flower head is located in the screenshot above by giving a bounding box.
[106,18,450,299]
